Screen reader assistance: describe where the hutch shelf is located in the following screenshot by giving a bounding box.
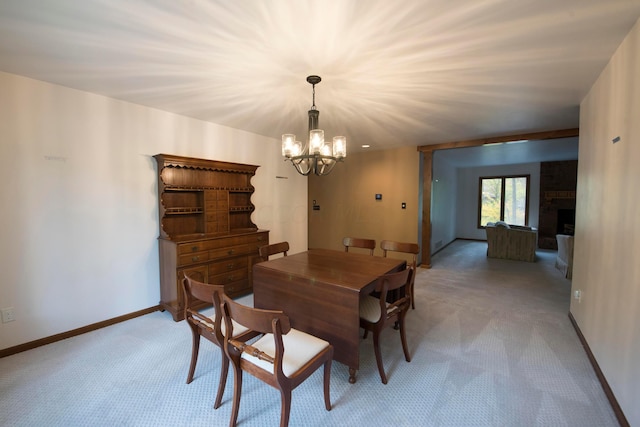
[154,154,269,321]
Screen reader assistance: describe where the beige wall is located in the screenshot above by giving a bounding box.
[573,18,640,425]
[308,146,421,259]
[0,71,308,350]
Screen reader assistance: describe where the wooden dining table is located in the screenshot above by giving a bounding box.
[252,248,406,383]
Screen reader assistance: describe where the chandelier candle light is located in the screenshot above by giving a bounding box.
[282,75,347,176]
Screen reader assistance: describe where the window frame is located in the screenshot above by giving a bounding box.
[477,174,530,228]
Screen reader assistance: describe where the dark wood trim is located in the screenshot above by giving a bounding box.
[568,311,629,427]
[421,150,433,268]
[0,305,161,358]
[417,128,579,152]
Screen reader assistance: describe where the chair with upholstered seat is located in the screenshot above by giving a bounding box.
[555,234,574,279]
[342,237,376,255]
[380,240,419,309]
[359,268,413,384]
[218,293,333,427]
[258,241,290,262]
[181,276,257,409]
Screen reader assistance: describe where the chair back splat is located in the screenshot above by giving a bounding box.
[343,237,376,255]
[218,293,334,427]
[380,240,419,309]
[359,268,413,384]
[259,241,290,261]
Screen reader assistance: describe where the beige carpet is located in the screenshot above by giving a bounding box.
[0,240,618,426]
[410,240,616,426]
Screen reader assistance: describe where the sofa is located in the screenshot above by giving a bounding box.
[485,222,537,262]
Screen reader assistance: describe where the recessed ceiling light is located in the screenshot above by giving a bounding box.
[361,144,370,148]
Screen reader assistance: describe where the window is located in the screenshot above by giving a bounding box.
[478,175,530,227]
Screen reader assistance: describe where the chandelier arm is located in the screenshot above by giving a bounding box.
[285,154,342,176]
[291,157,312,176]
[317,160,335,176]
[295,164,312,176]
[316,156,339,176]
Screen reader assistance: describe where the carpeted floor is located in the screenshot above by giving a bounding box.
[0,240,618,426]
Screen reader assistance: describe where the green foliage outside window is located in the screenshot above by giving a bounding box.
[480,178,501,226]
[479,175,529,227]
[503,177,527,224]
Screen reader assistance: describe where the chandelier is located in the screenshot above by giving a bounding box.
[282,75,346,176]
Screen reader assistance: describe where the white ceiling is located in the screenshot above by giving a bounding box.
[1,0,639,153]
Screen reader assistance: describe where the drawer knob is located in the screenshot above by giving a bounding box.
[227,264,234,270]
[227,276,234,282]
[191,246,199,252]
[257,236,263,241]
[228,249,234,255]
[192,256,200,262]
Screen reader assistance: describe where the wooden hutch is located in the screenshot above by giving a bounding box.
[154,154,269,321]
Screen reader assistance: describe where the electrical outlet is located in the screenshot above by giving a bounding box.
[573,290,582,302]
[1,307,15,323]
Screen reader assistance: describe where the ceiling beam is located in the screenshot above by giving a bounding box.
[417,128,579,152]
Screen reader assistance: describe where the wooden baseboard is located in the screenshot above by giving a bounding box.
[0,305,161,358]
[428,237,484,261]
[421,238,484,268]
[568,311,629,427]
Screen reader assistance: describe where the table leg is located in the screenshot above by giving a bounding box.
[348,367,357,384]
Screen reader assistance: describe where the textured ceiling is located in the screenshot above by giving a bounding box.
[1,0,639,153]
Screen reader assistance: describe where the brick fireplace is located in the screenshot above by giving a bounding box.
[538,160,578,249]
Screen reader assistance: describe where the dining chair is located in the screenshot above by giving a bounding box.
[359,268,413,384]
[218,293,333,427]
[342,237,376,255]
[258,241,289,262]
[380,240,420,309]
[181,275,258,409]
